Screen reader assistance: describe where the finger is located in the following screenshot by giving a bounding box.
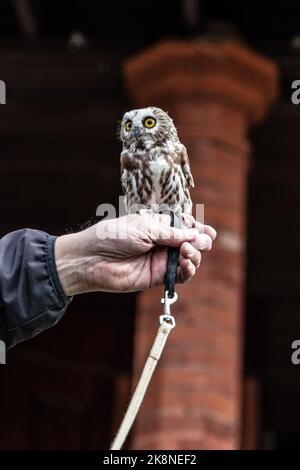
[181,215,217,241]
[177,258,196,283]
[180,242,201,268]
[157,213,171,225]
[144,214,215,250]
[204,224,217,241]
[189,220,217,241]
[146,212,217,240]
[153,225,203,248]
[190,232,213,252]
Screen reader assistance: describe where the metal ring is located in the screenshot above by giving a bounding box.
[159,314,176,329]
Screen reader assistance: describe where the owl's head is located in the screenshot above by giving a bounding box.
[119,107,178,148]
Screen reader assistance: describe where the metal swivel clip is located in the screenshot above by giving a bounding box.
[159,290,177,329]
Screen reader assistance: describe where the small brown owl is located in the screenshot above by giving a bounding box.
[119,107,194,216]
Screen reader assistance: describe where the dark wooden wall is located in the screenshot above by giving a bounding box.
[246,44,300,449]
[0,41,136,449]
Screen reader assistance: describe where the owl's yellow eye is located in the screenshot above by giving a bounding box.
[125,120,132,132]
[143,117,156,129]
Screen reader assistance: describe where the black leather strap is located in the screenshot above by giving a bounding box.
[163,210,181,299]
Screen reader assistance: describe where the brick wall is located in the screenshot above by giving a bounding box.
[124,40,278,449]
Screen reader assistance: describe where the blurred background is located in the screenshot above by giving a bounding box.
[0,0,299,450]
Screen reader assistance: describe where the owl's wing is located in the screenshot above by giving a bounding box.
[120,158,127,194]
[176,143,195,189]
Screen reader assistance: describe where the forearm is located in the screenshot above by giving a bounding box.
[0,229,71,348]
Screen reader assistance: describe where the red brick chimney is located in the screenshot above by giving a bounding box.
[123,40,278,450]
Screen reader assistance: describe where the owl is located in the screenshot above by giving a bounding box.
[119,107,194,216]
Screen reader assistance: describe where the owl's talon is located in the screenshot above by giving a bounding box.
[138,208,155,216]
[181,213,196,228]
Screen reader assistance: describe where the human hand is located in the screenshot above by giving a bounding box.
[55,213,216,295]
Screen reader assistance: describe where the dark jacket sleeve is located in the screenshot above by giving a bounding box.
[0,229,72,349]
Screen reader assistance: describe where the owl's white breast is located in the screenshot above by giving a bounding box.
[148,155,170,203]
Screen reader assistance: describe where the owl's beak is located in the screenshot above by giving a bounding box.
[133,126,141,138]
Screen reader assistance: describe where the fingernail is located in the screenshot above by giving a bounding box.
[206,226,217,240]
[200,235,212,251]
[211,228,217,240]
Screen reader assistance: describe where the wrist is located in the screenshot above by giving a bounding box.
[54,232,94,296]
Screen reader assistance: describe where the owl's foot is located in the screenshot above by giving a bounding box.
[137,209,199,231]
[138,204,169,216]
[181,213,197,229]
[138,208,156,216]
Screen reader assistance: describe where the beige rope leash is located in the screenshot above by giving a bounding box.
[110,291,177,451]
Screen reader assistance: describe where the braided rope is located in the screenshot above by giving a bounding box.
[110,320,174,450]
